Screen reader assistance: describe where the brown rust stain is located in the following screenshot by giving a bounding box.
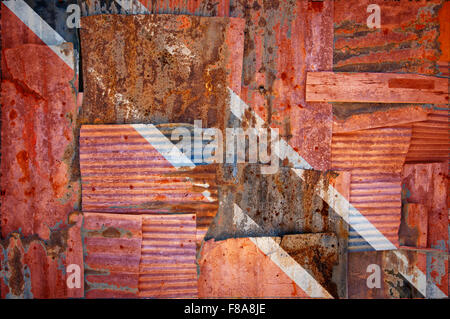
[388,78,435,90]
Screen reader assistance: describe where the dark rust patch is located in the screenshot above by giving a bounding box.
[388,78,435,90]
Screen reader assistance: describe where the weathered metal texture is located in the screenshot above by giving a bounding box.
[79,124,218,244]
[79,14,244,131]
[401,162,448,297]
[139,214,197,298]
[206,166,348,298]
[0,212,83,298]
[333,104,430,133]
[198,234,338,298]
[1,43,80,240]
[348,250,429,299]
[306,72,449,104]
[229,0,334,171]
[334,0,446,75]
[332,0,448,124]
[332,125,412,251]
[405,107,450,163]
[83,212,142,298]
[80,0,229,17]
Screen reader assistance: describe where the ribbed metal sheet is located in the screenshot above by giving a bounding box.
[79,124,218,243]
[139,214,197,298]
[334,0,445,75]
[83,212,142,298]
[405,108,450,163]
[332,125,412,251]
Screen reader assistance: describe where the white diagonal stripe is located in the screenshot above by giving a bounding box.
[131,124,195,169]
[3,0,73,69]
[229,88,396,251]
[233,203,333,298]
[115,0,149,14]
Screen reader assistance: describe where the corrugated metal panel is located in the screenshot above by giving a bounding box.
[1,42,80,240]
[83,212,142,298]
[198,234,338,298]
[334,0,445,74]
[228,0,334,171]
[79,124,218,243]
[405,107,450,163]
[139,214,197,298]
[79,14,244,129]
[332,125,412,251]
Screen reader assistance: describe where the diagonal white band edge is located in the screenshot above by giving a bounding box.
[233,203,333,298]
[115,0,149,14]
[131,124,195,169]
[229,88,397,251]
[393,250,447,298]
[3,0,74,70]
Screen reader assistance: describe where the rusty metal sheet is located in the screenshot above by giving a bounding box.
[80,0,229,17]
[348,250,429,299]
[334,0,446,75]
[0,211,83,298]
[229,0,334,171]
[83,212,142,298]
[79,124,218,244]
[1,43,80,240]
[198,234,338,298]
[139,214,197,298]
[206,166,348,298]
[332,125,412,251]
[401,162,448,297]
[333,104,430,133]
[79,14,244,130]
[405,107,450,163]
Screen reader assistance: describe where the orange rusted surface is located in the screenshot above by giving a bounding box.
[198,237,310,298]
[231,0,334,170]
[79,14,244,130]
[405,108,450,164]
[1,43,80,240]
[79,124,218,244]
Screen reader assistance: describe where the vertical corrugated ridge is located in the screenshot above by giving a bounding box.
[139,214,197,298]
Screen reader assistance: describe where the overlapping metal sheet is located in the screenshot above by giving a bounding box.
[332,125,412,251]
[79,124,218,243]
[405,108,450,163]
[198,234,337,298]
[83,212,142,298]
[139,214,197,298]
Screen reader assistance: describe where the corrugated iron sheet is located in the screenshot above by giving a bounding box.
[334,0,446,75]
[79,124,218,243]
[332,125,412,251]
[83,212,142,298]
[405,107,450,163]
[79,14,244,129]
[139,214,197,298]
